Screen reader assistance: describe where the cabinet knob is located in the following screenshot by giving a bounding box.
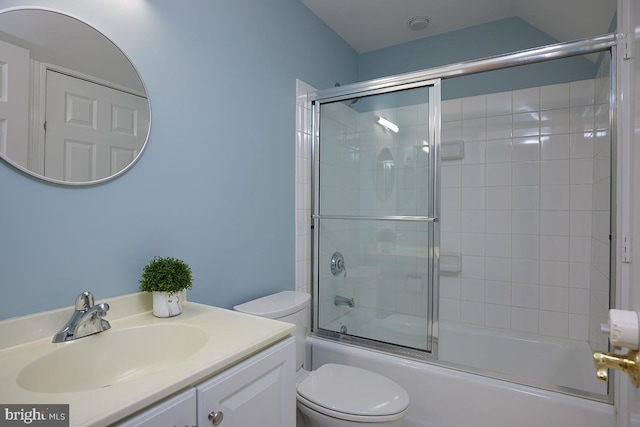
[208,411,224,426]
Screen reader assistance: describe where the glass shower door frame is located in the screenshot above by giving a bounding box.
[307,33,618,401]
[310,78,442,360]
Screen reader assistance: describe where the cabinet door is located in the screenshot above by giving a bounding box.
[116,388,196,427]
[197,337,296,427]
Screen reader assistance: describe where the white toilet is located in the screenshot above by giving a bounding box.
[234,291,409,427]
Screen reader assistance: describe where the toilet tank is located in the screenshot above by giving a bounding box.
[233,291,310,370]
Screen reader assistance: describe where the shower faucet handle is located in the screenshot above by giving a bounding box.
[331,252,347,278]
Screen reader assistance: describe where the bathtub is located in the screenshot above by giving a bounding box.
[317,308,614,427]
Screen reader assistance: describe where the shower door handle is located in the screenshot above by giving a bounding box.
[313,214,437,222]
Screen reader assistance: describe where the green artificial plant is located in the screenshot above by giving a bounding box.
[139,256,193,294]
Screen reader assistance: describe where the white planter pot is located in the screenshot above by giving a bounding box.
[152,291,183,317]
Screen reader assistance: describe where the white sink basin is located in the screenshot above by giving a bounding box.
[17,323,208,393]
[0,295,295,427]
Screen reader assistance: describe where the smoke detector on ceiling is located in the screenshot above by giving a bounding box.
[407,16,431,31]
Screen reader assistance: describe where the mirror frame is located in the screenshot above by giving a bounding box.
[0,7,151,186]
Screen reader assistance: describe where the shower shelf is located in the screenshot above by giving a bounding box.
[442,140,464,161]
[440,251,462,273]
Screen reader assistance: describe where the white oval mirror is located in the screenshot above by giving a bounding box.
[0,8,150,185]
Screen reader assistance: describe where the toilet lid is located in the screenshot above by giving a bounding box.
[296,364,409,417]
[233,291,310,319]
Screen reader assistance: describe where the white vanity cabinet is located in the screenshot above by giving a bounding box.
[116,336,295,427]
[115,388,197,427]
[196,336,296,426]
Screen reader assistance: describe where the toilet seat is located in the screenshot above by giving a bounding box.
[296,364,409,422]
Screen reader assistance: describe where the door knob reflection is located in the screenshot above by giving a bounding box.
[592,349,639,387]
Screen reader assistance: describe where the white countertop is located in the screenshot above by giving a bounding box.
[0,293,295,426]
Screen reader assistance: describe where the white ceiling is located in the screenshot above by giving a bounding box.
[0,9,145,92]
[300,0,617,53]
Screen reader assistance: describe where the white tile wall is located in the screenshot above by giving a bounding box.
[589,55,612,353]
[295,80,315,295]
[440,77,610,343]
[297,76,611,349]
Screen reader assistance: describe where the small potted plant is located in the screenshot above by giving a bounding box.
[139,256,193,317]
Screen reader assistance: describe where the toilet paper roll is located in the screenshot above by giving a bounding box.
[609,309,640,350]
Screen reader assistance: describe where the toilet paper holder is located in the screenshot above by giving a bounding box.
[592,309,640,388]
[593,349,639,387]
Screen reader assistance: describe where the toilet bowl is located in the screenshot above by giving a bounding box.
[234,291,409,427]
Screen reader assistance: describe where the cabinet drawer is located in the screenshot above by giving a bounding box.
[116,388,196,427]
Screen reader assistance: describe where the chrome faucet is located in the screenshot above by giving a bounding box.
[52,291,111,343]
[334,295,355,308]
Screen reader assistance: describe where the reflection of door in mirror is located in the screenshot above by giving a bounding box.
[0,39,29,167]
[0,9,151,185]
[44,71,149,182]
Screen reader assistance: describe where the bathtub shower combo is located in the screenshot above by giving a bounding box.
[303,35,616,426]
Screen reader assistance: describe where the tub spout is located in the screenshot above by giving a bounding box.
[334,295,355,308]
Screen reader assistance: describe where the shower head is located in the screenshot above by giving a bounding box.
[334,82,361,106]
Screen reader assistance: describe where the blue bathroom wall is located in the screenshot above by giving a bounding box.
[358,17,597,100]
[0,0,358,320]
[0,4,601,320]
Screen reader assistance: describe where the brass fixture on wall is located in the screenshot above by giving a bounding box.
[592,309,640,388]
[593,350,640,387]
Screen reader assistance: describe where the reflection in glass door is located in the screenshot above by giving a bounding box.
[313,82,440,355]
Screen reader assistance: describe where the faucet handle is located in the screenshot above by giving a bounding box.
[75,291,95,311]
[331,252,347,278]
[94,303,110,317]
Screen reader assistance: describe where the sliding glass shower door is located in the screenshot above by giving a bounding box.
[312,82,440,355]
